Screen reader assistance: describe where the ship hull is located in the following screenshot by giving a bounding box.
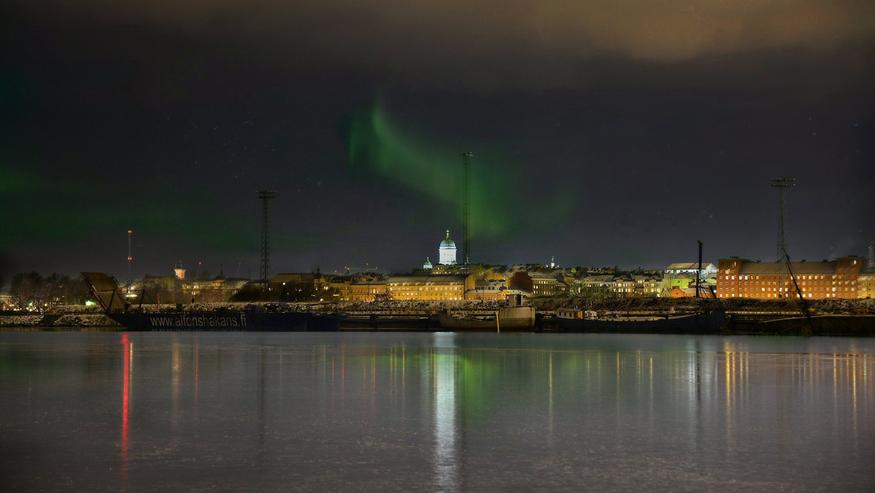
[438,306,536,331]
[557,310,725,334]
[728,314,875,336]
[108,310,341,331]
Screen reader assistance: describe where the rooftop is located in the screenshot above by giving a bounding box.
[666,262,716,270]
[387,275,467,283]
[740,261,836,275]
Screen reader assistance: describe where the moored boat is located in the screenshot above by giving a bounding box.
[438,305,536,331]
[556,309,725,334]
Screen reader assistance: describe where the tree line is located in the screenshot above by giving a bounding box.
[3,273,91,311]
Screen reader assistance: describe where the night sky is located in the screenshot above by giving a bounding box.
[2,1,874,279]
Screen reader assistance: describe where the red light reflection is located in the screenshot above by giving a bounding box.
[121,333,132,484]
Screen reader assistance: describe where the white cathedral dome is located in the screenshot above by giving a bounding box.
[438,229,457,265]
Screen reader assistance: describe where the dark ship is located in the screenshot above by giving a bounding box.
[555,308,726,334]
[82,272,341,331]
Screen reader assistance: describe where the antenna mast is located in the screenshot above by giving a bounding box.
[127,229,133,277]
[696,240,703,299]
[257,191,276,283]
[770,177,795,262]
[461,152,473,265]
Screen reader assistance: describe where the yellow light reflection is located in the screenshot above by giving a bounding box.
[433,333,457,492]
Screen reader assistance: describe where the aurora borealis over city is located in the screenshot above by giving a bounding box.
[3,3,875,492]
[2,1,874,277]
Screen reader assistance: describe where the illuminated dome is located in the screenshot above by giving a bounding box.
[438,229,457,265]
[423,257,433,270]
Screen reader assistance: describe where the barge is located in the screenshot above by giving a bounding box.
[555,309,726,334]
[82,272,341,331]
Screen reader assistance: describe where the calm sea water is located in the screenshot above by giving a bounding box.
[0,331,873,492]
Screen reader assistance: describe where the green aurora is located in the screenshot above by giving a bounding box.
[347,104,576,240]
[0,161,257,251]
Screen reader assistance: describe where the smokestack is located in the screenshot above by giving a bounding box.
[868,241,874,270]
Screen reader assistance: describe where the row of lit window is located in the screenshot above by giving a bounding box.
[391,296,461,298]
[389,283,461,287]
[392,291,462,296]
[718,292,848,299]
[726,281,855,287]
[722,274,846,281]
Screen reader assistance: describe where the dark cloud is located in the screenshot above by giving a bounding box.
[11,1,875,84]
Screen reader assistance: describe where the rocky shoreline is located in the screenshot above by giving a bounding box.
[0,313,118,328]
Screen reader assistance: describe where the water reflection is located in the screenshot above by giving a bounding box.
[547,351,554,442]
[120,333,132,485]
[170,339,181,431]
[193,338,199,408]
[1,333,873,491]
[432,333,458,491]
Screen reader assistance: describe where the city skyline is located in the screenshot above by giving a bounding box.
[2,4,874,491]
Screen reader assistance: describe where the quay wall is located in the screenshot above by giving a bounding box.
[3,298,874,329]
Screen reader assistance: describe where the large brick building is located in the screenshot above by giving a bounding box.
[386,275,472,301]
[716,256,864,300]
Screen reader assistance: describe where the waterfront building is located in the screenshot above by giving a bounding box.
[348,281,389,302]
[529,272,568,297]
[465,278,510,301]
[662,273,695,291]
[669,285,716,298]
[326,277,351,301]
[613,277,636,296]
[182,278,248,303]
[321,274,389,302]
[856,273,875,299]
[611,275,660,297]
[579,275,617,291]
[716,257,864,299]
[269,273,334,301]
[270,273,317,292]
[387,275,471,301]
[662,264,713,296]
[630,275,663,297]
[574,273,663,298]
[138,275,185,304]
[438,230,457,265]
[665,262,717,278]
[507,271,533,295]
[431,263,469,275]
